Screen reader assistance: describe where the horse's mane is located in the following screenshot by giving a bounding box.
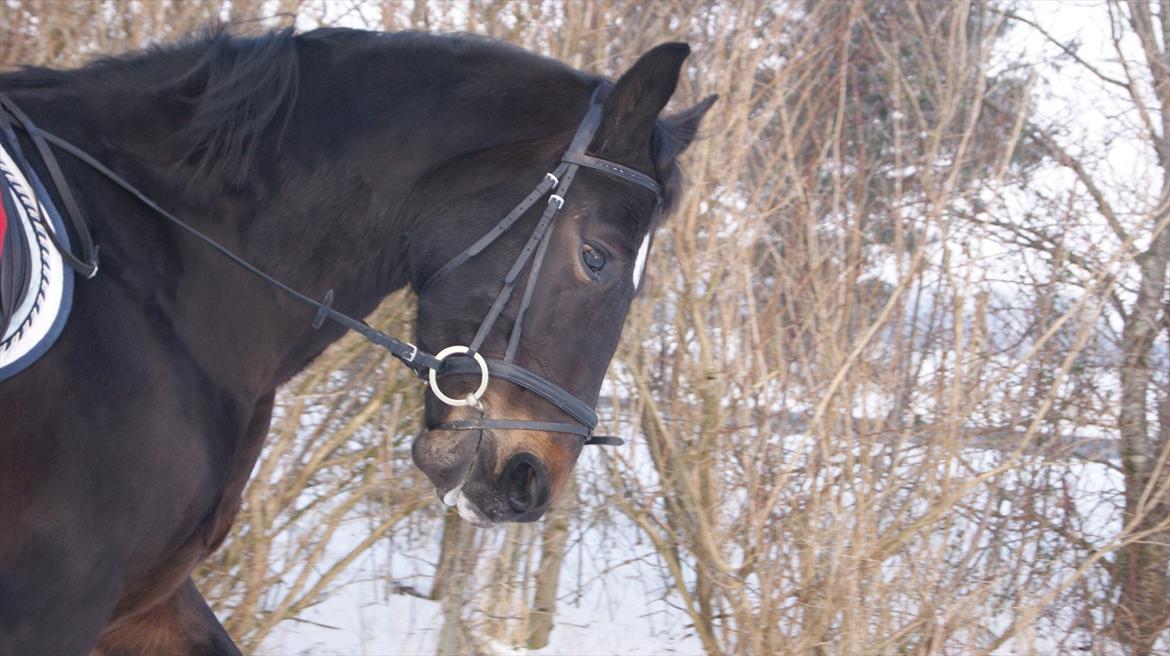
[0,27,299,184]
[0,27,693,213]
[173,29,300,181]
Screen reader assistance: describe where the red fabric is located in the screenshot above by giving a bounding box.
[0,191,7,264]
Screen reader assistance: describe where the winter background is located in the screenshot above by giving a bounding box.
[4,1,1169,655]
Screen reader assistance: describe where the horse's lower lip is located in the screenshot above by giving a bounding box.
[456,493,493,527]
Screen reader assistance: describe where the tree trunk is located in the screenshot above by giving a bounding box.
[431,509,463,601]
[435,511,473,656]
[527,476,577,649]
[1113,155,1170,656]
[1106,4,1170,651]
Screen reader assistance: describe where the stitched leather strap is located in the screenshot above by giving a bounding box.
[417,162,569,294]
[561,151,662,201]
[438,356,599,430]
[467,170,573,355]
[436,419,590,437]
[432,419,624,446]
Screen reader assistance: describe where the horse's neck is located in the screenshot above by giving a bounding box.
[13,93,426,393]
[12,49,573,394]
[174,149,420,391]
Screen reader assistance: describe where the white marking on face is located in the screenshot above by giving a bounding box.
[632,233,650,289]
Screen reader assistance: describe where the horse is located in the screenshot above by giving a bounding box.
[0,27,713,655]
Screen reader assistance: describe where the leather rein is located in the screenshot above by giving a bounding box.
[0,85,661,447]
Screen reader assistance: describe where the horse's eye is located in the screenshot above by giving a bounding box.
[582,245,606,273]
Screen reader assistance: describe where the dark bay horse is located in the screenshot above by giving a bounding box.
[0,28,713,654]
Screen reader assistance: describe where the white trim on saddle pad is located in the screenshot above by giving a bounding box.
[0,141,73,382]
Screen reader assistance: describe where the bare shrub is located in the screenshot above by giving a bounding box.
[5,2,1166,654]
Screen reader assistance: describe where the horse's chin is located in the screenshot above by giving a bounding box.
[444,485,496,527]
[411,426,482,504]
[412,425,508,526]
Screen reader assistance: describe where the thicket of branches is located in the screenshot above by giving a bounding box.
[5,1,1169,654]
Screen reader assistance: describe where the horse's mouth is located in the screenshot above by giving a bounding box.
[441,483,494,527]
[415,418,497,526]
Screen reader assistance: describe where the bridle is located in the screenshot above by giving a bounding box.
[0,83,660,447]
[418,85,661,446]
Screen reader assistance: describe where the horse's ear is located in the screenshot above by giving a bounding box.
[658,94,718,158]
[596,43,692,156]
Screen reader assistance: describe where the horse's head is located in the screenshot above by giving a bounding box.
[408,43,714,525]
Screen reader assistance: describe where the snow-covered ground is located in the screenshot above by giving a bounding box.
[257,468,706,655]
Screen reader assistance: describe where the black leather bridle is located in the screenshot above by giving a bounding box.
[417,86,661,446]
[0,84,660,447]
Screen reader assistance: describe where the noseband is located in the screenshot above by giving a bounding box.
[0,84,660,446]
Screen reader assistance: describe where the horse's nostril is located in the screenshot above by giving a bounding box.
[504,454,547,514]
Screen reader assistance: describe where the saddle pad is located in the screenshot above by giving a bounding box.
[0,139,73,382]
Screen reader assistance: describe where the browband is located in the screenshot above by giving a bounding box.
[561,152,662,201]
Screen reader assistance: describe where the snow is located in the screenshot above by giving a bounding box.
[257,470,705,655]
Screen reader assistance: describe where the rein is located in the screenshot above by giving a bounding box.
[0,85,660,447]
